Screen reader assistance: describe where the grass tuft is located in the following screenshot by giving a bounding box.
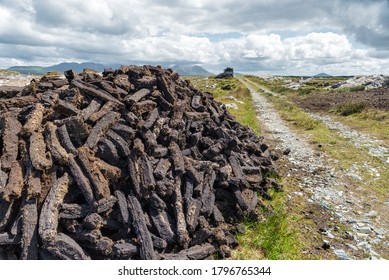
[333,85,365,93]
[232,190,302,260]
[333,102,366,116]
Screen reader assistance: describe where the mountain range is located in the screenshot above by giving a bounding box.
[6,62,213,76]
[7,62,110,75]
[171,65,213,76]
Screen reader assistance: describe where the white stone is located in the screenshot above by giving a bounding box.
[333,249,350,260]
[357,241,372,249]
[370,250,379,256]
[334,212,343,218]
[225,103,238,110]
[366,210,378,218]
[374,228,386,235]
[356,233,369,239]
[357,227,372,234]
[346,243,358,251]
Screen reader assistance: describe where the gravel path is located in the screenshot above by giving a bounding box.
[238,77,388,260]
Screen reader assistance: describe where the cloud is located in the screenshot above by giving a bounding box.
[284,33,353,60]
[213,32,383,75]
[1,0,389,74]
[336,0,389,49]
[32,0,146,36]
[121,35,219,64]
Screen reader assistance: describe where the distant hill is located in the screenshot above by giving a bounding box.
[8,62,108,75]
[7,62,214,76]
[7,66,47,75]
[314,73,332,77]
[48,62,107,73]
[172,65,213,76]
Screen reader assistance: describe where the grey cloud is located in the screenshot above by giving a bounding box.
[222,1,332,29]
[334,0,389,50]
[367,49,389,59]
[31,0,142,36]
[156,0,389,52]
[352,25,389,49]
[152,0,336,35]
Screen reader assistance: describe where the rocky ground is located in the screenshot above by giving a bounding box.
[331,75,389,90]
[0,71,39,87]
[238,77,388,260]
[283,75,389,91]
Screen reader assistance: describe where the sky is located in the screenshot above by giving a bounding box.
[1,0,389,75]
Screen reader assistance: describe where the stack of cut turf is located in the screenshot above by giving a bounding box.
[0,65,280,260]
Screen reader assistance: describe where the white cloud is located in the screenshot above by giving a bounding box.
[242,34,285,60]
[121,35,219,63]
[284,33,353,60]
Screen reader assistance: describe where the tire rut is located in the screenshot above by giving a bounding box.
[308,113,389,164]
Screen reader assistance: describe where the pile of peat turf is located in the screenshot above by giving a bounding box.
[0,65,280,260]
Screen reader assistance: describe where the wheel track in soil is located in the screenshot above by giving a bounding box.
[238,77,389,260]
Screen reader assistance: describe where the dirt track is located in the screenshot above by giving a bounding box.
[239,77,389,260]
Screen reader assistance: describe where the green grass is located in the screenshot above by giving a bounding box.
[232,190,302,260]
[332,109,389,142]
[220,85,261,134]
[331,85,365,93]
[297,87,316,95]
[280,104,322,130]
[332,102,366,116]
